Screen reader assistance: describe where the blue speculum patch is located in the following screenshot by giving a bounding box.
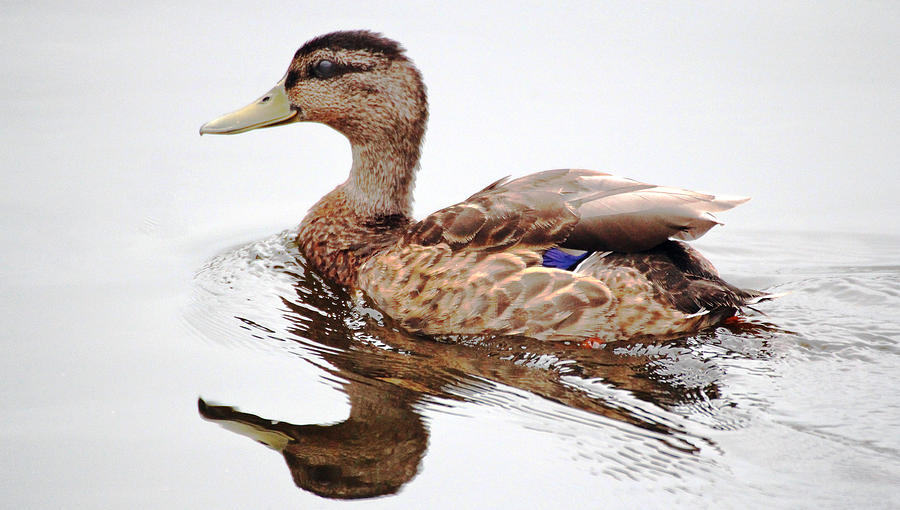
[542,248,591,270]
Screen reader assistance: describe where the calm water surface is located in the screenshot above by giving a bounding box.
[3,219,898,508]
[180,228,899,507]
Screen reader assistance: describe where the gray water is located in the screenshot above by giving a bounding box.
[4,221,899,507]
[183,228,900,507]
[4,2,900,508]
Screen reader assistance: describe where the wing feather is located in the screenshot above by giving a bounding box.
[405,169,748,253]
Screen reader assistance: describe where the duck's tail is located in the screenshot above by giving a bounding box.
[743,291,789,305]
[574,240,782,330]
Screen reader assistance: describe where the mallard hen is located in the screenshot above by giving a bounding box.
[201,30,770,341]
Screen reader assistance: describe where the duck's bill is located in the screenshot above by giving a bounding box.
[199,78,298,135]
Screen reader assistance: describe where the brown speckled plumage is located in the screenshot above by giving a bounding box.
[205,30,772,341]
[296,187,410,286]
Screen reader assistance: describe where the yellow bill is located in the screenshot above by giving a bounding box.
[199,77,298,135]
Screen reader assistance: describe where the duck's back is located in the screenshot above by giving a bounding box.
[357,169,759,341]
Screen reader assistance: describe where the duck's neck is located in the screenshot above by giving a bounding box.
[296,131,422,286]
[343,133,421,219]
[296,91,427,285]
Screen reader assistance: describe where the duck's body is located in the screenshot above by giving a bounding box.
[202,30,769,341]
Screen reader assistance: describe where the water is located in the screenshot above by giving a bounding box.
[3,2,900,508]
[177,228,900,507]
[4,219,898,507]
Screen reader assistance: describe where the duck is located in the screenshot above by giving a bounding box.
[200,30,771,342]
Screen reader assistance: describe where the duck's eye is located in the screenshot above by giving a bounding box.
[312,60,336,79]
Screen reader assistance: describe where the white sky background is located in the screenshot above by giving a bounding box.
[2,0,899,263]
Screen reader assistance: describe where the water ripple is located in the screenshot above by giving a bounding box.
[185,229,900,503]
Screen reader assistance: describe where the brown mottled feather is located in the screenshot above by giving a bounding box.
[407,168,749,254]
[577,241,763,316]
[297,188,410,286]
[404,184,578,252]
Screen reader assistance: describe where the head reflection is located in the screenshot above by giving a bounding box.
[199,374,426,499]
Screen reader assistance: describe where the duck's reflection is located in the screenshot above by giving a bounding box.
[199,374,425,499]
[196,247,781,499]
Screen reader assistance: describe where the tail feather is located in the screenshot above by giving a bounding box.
[576,240,780,323]
[744,291,788,306]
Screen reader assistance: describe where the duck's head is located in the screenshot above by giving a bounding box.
[200,30,427,148]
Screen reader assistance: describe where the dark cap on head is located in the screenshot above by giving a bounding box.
[294,30,406,59]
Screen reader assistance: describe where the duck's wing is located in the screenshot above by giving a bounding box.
[502,169,749,252]
[406,169,748,253]
[404,174,579,252]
